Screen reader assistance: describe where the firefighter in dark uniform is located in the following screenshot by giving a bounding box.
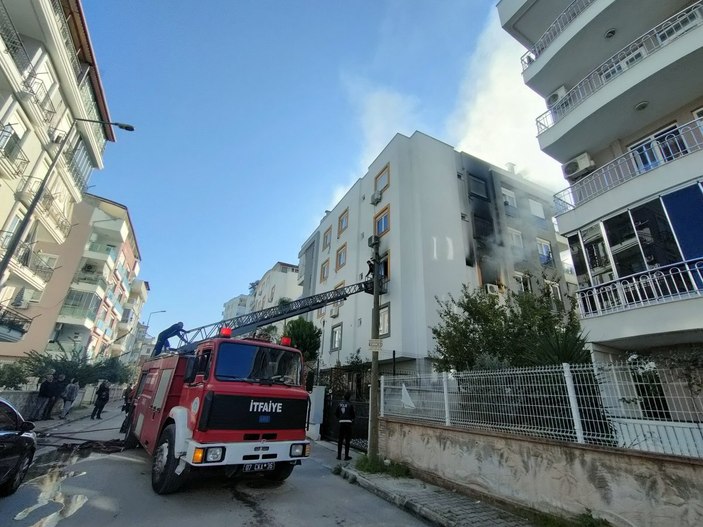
[335,391,356,460]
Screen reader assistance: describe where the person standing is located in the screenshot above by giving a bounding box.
[43,374,67,420]
[59,378,80,419]
[122,384,133,413]
[335,391,356,461]
[91,381,110,420]
[29,374,53,420]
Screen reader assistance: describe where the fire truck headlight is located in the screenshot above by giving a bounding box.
[206,447,224,462]
[290,444,305,457]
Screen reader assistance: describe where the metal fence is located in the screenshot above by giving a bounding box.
[382,362,703,459]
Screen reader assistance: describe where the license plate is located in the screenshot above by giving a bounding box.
[243,462,275,472]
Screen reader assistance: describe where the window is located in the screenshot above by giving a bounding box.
[657,8,700,43]
[600,45,646,82]
[317,307,325,318]
[320,259,329,282]
[537,238,553,266]
[695,108,703,120]
[336,244,347,271]
[268,285,276,302]
[528,199,545,219]
[338,209,349,237]
[323,227,332,251]
[330,323,342,351]
[379,252,390,279]
[375,165,389,193]
[379,303,390,337]
[514,273,532,293]
[629,124,688,173]
[0,402,18,431]
[375,206,390,237]
[469,176,488,199]
[507,228,523,249]
[502,188,517,208]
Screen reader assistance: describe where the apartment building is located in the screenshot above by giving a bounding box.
[250,262,302,335]
[498,0,703,362]
[0,194,146,363]
[222,293,252,321]
[298,131,571,374]
[121,322,155,366]
[0,0,114,345]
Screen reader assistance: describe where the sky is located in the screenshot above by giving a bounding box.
[83,0,564,332]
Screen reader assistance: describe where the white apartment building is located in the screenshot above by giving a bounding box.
[222,293,252,321]
[0,194,146,363]
[0,0,113,345]
[498,0,703,362]
[250,262,302,334]
[298,131,571,373]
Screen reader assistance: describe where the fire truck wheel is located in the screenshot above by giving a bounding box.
[264,462,295,482]
[151,424,183,494]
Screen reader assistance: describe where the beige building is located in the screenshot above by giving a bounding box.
[0,0,114,346]
[0,194,146,363]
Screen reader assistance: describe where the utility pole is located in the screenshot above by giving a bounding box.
[367,234,381,462]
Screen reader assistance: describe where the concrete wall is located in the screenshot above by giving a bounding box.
[380,418,703,527]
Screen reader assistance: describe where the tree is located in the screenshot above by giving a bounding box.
[248,281,260,296]
[19,349,133,386]
[0,362,28,389]
[431,277,586,371]
[285,317,321,363]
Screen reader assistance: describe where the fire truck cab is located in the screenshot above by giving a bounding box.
[125,333,311,494]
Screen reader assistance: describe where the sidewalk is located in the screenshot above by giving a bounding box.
[315,440,536,527]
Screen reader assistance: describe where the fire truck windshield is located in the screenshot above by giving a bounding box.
[214,342,302,385]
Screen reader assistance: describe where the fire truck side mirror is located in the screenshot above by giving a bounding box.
[184,356,197,384]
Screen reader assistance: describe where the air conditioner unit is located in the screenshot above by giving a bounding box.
[546,86,568,107]
[82,264,95,273]
[562,152,595,180]
[370,191,382,206]
[329,305,340,318]
[484,283,500,296]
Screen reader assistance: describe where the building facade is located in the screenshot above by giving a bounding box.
[0,0,113,346]
[298,131,571,373]
[250,262,302,335]
[222,293,252,321]
[0,194,146,363]
[498,0,703,361]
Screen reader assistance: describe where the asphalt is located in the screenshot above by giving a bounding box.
[30,408,537,526]
[314,440,537,527]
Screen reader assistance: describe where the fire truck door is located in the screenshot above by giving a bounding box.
[140,368,174,451]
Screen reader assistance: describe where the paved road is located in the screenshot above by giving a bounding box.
[0,409,429,527]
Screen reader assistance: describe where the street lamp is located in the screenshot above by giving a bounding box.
[146,310,167,332]
[0,117,135,286]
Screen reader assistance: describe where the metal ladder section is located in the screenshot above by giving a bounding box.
[174,279,383,351]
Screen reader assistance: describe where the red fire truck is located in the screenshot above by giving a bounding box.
[124,280,378,494]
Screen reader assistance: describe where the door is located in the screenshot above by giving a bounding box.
[140,368,174,454]
[0,401,21,483]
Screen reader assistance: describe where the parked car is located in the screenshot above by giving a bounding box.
[0,398,36,496]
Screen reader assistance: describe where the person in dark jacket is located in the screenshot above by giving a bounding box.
[60,378,80,419]
[43,374,67,420]
[335,391,356,461]
[152,322,187,356]
[29,374,53,420]
[91,381,111,420]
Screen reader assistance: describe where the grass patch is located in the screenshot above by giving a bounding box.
[355,455,411,478]
[518,510,612,527]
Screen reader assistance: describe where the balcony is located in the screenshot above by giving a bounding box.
[0,231,55,286]
[0,3,56,124]
[86,242,117,266]
[521,0,597,71]
[536,2,703,136]
[58,305,96,327]
[0,304,31,342]
[72,272,107,292]
[554,116,703,215]
[577,257,703,318]
[0,125,30,178]
[16,178,71,240]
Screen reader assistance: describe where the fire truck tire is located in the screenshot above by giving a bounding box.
[152,424,183,494]
[123,416,139,450]
[264,462,295,482]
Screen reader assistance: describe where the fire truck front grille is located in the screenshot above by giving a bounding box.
[202,395,308,431]
[243,455,259,461]
[261,454,278,460]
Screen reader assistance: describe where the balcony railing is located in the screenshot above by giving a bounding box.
[73,273,107,290]
[577,258,703,318]
[520,0,597,70]
[49,0,81,77]
[536,2,703,134]
[0,230,55,282]
[78,78,107,154]
[0,304,31,335]
[0,125,29,177]
[16,178,71,237]
[60,305,97,320]
[87,242,117,260]
[0,2,56,123]
[554,116,703,214]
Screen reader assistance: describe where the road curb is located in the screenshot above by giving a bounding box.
[339,466,446,527]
